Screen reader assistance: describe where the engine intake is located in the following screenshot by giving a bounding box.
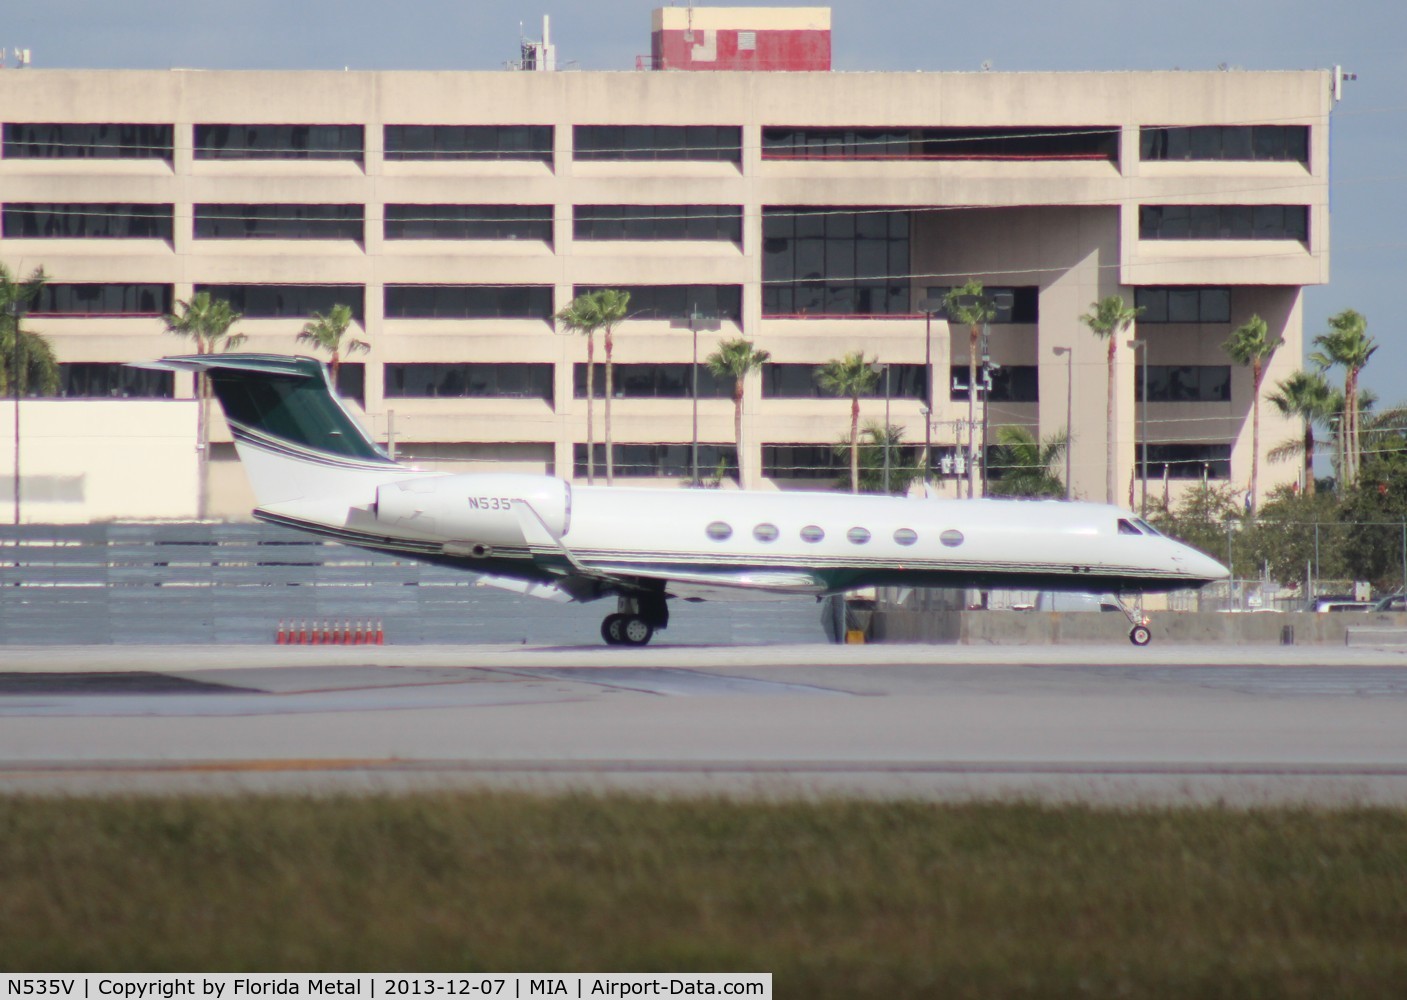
[375,473,570,547]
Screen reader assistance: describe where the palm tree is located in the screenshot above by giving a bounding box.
[1266,369,1333,496]
[1222,314,1282,512]
[296,304,368,385]
[816,351,879,493]
[163,291,246,519]
[836,421,923,495]
[556,289,631,485]
[986,425,1068,498]
[0,264,59,397]
[1078,295,1142,505]
[944,280,997,499]
[705,337,770,488]
[1311,309,1376,487]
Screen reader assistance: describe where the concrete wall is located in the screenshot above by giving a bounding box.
[873,609,1404,646]
[0,400,197,523]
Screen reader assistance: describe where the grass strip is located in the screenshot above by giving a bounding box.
[1,793,1404,997]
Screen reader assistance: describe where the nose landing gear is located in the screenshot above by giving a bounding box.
[1115,594,1152,646]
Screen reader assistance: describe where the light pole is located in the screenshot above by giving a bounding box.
[955,290,1013,498]
[670,309,720,485]
[1128,338,1149,517]
[1052,346,1073,500]
[919,297,944,485]
[7,297,20,527]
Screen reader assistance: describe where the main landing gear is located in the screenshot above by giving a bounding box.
[1115,594,1152,646]
[600,593,669,647]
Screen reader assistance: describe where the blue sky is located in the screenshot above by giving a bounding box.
[7,0,1405,394]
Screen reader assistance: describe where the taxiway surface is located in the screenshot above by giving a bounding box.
[3,643,1407,804]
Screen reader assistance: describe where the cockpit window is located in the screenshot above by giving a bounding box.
[1133,518,1163,537]
[1117,518,1143,536]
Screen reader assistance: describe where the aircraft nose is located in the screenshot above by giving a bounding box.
[1173,544,1230,582]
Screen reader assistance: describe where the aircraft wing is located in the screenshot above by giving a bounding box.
[582,564,828,601]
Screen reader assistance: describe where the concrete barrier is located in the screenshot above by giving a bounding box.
[872,610,1407,646]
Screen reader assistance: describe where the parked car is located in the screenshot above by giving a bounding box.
[1373,594,1406,613]
[1303,594,1359,612]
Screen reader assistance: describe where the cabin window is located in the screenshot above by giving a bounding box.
[800,525,825,543]
[754,523,779,542]
[940,529,964,548]
[706,521,733,541]
[847,527,871,545]
[894,528,917,546]
[1118,519,1143,535]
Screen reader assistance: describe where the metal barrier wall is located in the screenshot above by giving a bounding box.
[0,523,826,646]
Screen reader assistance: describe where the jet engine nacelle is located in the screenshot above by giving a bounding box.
[375,474,571,550]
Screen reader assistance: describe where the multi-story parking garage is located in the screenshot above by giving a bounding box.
[0,7,1332,521]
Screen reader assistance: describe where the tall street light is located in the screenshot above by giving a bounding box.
[671,309,720,485]
[1128,338,1149,517]
[7,297,20,527]
[1052,346,1073,500]
[919,297,944,486]
[954,290,1013,498]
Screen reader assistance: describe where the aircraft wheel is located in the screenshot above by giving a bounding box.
[620,614,654,646]
[601,614,625,645]
[1129,624,1152,647]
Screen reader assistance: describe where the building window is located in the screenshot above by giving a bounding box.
[762,126,1118,162]
[30,283,172,316]
[922,286,1039,324]
[573,443,738,479]
[2,203,173,240]
[571,285,742,323]
[194,124,363,161]
[1136,366,1231,403]
[384,205,553,242]
[384,363,553,402]
[59,363,173,399]
[1134,287,1232,324]
[1140,125,1309,164]
[195,284,364,321]
[194,204,364,241]
[762,363,927,400]
[384,285,554,321]
[762,208,910,316]
[574,205,742,243]
[950,365,1040,403]
[384,125,552,163]
[574,125,741,163]
[1139,443,1232,480]
[1139,205,1308,242]
[764,443,920,481]
[573,364,730,399]
[3,123,173,160]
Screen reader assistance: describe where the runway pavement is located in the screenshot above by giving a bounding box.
[3,642,1407,804]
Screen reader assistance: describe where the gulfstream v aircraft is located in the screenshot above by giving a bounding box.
[149,354,1228,646]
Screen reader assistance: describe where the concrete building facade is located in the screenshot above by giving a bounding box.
[0,59,1331,521]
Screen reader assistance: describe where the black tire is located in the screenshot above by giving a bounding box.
[1129,624,1152,647]
[601,614,624,645]
[621,614,654,646]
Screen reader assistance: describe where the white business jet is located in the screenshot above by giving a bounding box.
[148,354,1228,646]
